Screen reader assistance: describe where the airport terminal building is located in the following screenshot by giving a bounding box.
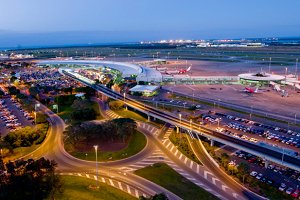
[238,72,285,86]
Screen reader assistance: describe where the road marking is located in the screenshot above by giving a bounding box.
[85,174,90,178]
[197,164,200,173]
[166,141,171,148]
[230,150,239,155]
[214,145,226,152]
[118,182,123,190]
[204,171,212,179]
[109,179,114,186]
[143,123,146,129]
[174,149,178,156]
[170,145,175,152]
[101,177,105,183]
[94,175,97,180]
[162,139,167,144]
[184,157,188,164]
[150,127,155,133]
[222,185,229,191]
[212,177,219,185]
[147,126,151,131]
[179,153,183,160]
[68,173,73,176]
[127,185,131,194]
[77,173,82,176]
[233,193,238,198]
[135,189,139,198]
[190,161,193,169]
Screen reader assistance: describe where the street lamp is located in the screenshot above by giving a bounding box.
[123,92,127,110]
[34,103,40,124]
[213,102,216,113]
[94,145,99,188]
[179,114,182,142]
[295,113,297,125]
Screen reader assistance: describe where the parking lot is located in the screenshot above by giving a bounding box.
[0,97,33,136]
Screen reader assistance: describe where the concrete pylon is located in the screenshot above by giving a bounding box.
[210,139,214,146]
[147,115,150,122]
[176,126,179,133]
[264,160,269,168]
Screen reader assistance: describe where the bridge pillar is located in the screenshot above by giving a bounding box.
[176,126,179,133]
[210,139,214,146]
[264,160,269,168]
[147,115,150,122]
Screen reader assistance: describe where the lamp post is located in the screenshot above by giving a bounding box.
[179,114,182,142]
[213,102,216,113]
[295,113,297,125]
[123,92,127,110]
[94,145,99,188]
[190,119,193,133]
[34,103,40,124]
[281,148,285,165]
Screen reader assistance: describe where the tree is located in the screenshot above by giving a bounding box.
[108,100,124,110]
[220,152,229,167]
[140,193,168,200]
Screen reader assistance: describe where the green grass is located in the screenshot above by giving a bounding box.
[52,101,103,122]
[114,109,147,122]
[135,163,218,200]
[3,145,40,162]
[169,131,202,165]
[69,130,146,162]
[51,176,136,200]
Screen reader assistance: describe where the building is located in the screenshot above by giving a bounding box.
[238,72,285,86]
[129,85,159,96]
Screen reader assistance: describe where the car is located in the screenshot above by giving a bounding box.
[291,190,300,198]
[267,164,275,170]
[297,176,300,182]
[286,187,294,194]
[279,183,286,191]
[250,171,257,177]
[256,173,263,180]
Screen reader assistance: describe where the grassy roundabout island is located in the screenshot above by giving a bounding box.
[64,118,147,162]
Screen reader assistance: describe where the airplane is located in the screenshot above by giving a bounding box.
[241,87,260,94]
[165,65,192,75]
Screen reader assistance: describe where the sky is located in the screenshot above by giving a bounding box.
[0,0,299,47]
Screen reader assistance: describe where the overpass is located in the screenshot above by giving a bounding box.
[62,69,300,171]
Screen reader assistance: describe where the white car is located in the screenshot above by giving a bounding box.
[286,187,294,194]
[279,183,286,191]
[250,171,257,177]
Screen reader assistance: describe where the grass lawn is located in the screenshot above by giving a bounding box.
[52,176,136,200]
[53,101,103,122]
[3,145,40,162]
[169,131,202,165]
[134,163,218,200]
[69,130,146,162]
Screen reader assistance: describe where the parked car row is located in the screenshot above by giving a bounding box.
[0,100,22,130]
[216,127,258,143]
[11,99,34,121]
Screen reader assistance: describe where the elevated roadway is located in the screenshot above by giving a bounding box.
[62,69,300,172]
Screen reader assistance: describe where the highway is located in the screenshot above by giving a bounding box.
[62,70,300,172]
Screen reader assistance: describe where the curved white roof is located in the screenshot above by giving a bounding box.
[37,59,162,82]
[238,73,285,81]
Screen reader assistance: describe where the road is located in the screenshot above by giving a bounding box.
[20,103,181,200]
[63,70,300,171]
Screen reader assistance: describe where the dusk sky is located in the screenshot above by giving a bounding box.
[0,0,299,47]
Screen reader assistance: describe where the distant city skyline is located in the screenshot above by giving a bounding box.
[0,0,300,48]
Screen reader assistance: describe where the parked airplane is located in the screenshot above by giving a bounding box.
[241,87,261,94]
[165,65,192,75]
